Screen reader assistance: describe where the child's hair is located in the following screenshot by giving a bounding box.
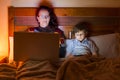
[72,22,89,35]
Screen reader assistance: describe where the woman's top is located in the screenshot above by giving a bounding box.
[27,26,66,39]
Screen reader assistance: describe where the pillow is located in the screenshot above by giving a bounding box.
[90,33,120,58]
[9,37,14,63]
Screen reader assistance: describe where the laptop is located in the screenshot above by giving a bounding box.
[14,32,60,62]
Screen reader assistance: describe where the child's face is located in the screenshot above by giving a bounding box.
[75,30,86,42]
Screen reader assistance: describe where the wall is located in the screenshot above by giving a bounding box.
[11,0,120,7]
[0,0,11,58]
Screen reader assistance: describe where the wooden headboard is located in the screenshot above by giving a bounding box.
[8,7,120,38]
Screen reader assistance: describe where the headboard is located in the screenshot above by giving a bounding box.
[8,7,120,38]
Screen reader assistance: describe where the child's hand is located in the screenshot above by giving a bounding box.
[92,52,98,57]
[66,54,74,59]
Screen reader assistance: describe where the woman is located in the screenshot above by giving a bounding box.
[27,5,66,57]
[27,6,66,38]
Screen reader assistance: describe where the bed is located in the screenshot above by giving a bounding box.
[0,7,120,80]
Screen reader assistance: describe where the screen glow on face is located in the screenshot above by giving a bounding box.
[75,30,86,42]
[37,9,50,28]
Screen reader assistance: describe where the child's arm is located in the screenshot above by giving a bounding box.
[89,40,98,56]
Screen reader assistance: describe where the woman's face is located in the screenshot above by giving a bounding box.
[75,30,86,42]
[37,9,50,28]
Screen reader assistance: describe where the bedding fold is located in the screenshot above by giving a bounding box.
[56,56,120,80]
[0,63,16,80]
[16,60,58,80]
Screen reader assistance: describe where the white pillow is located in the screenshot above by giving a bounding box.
[9,37,14,63]
[90,33,120,58]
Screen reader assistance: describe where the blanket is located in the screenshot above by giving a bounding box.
[16,60,58,80]
[56,56,120,80]
[1,56,120,80]
[0,63,16,80]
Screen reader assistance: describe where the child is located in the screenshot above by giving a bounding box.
[66,22,98,58]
